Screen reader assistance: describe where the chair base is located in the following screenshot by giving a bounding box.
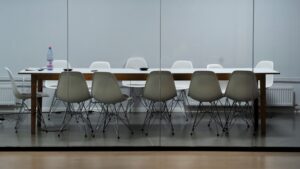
[57,102,94,138]
[142,101,175,136]
[95,101,134,139]
[222,98,255,135]
[190,101,223,137]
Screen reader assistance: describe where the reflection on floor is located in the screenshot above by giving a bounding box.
[0,109,299,147]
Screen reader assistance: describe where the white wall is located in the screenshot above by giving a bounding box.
[255,0,300,78]
[0,0,300,104]
[161,0,253,68]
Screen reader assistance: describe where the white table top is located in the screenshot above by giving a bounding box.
[19,67,279,75]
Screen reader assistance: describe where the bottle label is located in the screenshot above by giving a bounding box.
[47,61,53,70]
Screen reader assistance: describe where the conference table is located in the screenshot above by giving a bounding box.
[19,67,279,136]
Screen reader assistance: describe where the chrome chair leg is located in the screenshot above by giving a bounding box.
[48,90,58,121]
[190,103,203,135]
[95,101,133,139]
[142,100,175,136]
[179,90,190,121]
[223,99,255,135]
[57,102,94,137]
[15,100,25,133]
[190,101,221,136]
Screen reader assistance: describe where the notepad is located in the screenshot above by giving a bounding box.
[25,67,44,71]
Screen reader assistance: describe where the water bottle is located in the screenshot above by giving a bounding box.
[47,46,54,70]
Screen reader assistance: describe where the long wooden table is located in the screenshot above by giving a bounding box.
[19,68,279,136]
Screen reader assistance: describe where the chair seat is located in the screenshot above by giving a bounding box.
[122,81,146,88]
[99,94,130,104]
[45,81,58,89]
[174,81,190,91]
[46,85,58,89]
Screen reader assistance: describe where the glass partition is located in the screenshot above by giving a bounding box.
[0,0,67,147]
[1,0,300,149]
[161,0,254,146]
[161,0,253,68]
[254,0,300,147]
[67,0,162,147]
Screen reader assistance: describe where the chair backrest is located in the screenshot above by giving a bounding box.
[207,64,223,69]
[225,71,258,101]
[125,57,148,69]
[92,72,124,104]
[89,61,111,69]
[255,60,274,88]
[4,67,22,99]
[56,71,90,103]
[171,60,193,69]
[53,60,71,68]
[171,60,193,89]
[144,71,176,101]
[188,71,223,102]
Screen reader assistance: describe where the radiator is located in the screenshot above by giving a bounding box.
[267,87,294,107]
[0,86,16,105]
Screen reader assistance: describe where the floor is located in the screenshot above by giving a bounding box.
[0,105,299,148]
[0,151,300,169]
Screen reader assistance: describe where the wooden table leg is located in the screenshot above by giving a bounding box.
[31,75,37,135]
[260,75,267,135]
[37,79,43,128]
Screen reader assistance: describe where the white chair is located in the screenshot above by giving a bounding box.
[171,60,193,121]
[124,57,148,69]
[87,61,111,89]
[122,57,148,88]
[46,60,71,120]
[122,57,148,107]
[4,67,49,133]
[206,64,223,69]
[89,61,111,70]
[45,60,71,89]
[207,64,227,94]
[255,60,274,88]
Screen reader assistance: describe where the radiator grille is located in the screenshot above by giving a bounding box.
[267,87,294,107]
[0,86,16,105]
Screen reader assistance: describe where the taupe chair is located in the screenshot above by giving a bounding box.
[224,71,259,134]
[142,71,177,136]
[56,71,93,137]
[91,72,133,139]
[87,61,111,89]
[207,63,227,93]
[46,60,71,120]
[5,67,49,133]
[188,71,223,136]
